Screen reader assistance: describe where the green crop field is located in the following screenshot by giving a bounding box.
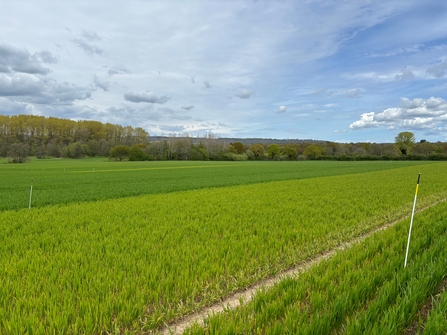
[185,200,447,334]
[1,159,447,334]
[0,158,434,211]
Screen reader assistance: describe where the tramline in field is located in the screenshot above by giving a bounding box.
[0,160,446,333]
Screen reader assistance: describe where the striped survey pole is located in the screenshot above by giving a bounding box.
[404,173,421,268]
[29,180,34,209]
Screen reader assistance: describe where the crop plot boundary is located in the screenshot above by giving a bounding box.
[156,197,447,335]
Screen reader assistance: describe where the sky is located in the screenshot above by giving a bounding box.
[1,0,447,143]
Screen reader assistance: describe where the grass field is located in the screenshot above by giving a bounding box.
[1,159,446,333]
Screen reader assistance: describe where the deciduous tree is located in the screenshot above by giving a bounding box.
[250,144,265,160]
[267,144,280,160]
[395,131,415,155]
[303,144,323,160]
[109,145,130,161]
[7,143,29,163]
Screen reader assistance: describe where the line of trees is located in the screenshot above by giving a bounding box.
[0,114,148,161]
[110,132,447,162]
[1,115,447,162]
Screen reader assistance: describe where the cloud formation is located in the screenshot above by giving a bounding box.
[72,39,104,56]
[347,89,361,98]
[93,74,109,92]
[395,68,415,80]
[107,65,131,76]
[82,30,101,41]
[426,62,447,78]
[1,2,447,141]
[0,73,92,104]
[36,50,58,64]
[349,97,447,130]
[236,90,253,99]
[0,43,51,75]
[0,73,42,96]
[275,106,287,113]
[124,91,170,104]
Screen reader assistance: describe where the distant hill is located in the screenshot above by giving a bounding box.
[223,138,327,145]
[149,136,326,145]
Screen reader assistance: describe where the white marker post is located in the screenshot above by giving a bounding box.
[404,173,420,268]
[29,181,34,209]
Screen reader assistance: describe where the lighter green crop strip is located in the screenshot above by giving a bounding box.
[0,163,446,333]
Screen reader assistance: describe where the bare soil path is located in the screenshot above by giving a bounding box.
[154,198,447,335]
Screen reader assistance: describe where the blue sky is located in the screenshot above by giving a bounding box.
[1,0,447,143]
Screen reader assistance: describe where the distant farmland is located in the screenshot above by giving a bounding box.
[1,159,446,333]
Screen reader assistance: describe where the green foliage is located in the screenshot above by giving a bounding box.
[281,146,297,160]
[303,144,323,159]
[63,142,84,159]
[190,145,209,161]
[422,290,447,334]
[229,142,246,155]
[128,144,147,161]
[109,145,130,161]
[395,131,416,155]
[224,152,248,161]
[250,144,265,159]
[267,144,280,160]
[0,114,149,158]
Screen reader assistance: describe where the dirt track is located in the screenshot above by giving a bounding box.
[155,198,447,335]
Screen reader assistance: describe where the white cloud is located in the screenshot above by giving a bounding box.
[275,105,287,113]
[124,91,170,104]
[181,105,195,110]
[350,97,447,130]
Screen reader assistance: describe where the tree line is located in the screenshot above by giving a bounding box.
[1,114,447,162]
[0,114,148,162]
